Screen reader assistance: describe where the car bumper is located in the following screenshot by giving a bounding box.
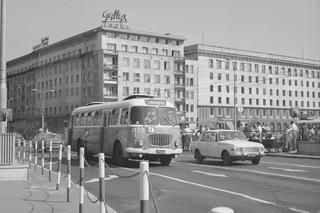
[231,152,265,160]
[126,148,183,155]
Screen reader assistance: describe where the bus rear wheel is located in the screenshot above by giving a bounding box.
[159,156,172,166]
[113,143,126,166]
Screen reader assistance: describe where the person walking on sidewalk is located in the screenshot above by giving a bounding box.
[287,120,299,151]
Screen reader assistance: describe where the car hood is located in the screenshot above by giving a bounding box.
[219,140,264,147]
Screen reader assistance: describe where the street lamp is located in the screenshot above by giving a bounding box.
[226,58,237,130]
[31,88,54,133]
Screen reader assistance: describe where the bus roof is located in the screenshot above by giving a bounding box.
[71,97,175,116]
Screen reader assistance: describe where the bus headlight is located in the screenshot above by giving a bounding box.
[136,139,144,147]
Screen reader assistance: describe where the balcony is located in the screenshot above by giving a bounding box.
[103,64,118,70]
[174,83,185,89]
[174,97,186,102]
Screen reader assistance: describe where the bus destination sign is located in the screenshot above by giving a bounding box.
[145,100,166,106]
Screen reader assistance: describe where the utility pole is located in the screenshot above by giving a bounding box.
[0,0,7,133]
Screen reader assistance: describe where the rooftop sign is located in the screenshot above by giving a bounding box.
[33,36,49,51]
[101,9,129,29]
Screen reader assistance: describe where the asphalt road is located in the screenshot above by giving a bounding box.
[53,152,320,213]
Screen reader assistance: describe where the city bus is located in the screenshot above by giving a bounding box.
[68,95,182,165]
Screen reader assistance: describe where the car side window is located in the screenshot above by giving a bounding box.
[209,132,217,142]
[200,133,210,142]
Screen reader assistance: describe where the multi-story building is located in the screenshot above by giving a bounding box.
[6,26,320,136]
[184,44,320,130]
[6,25,186,136]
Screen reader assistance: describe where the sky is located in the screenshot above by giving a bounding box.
[5,0,320,61]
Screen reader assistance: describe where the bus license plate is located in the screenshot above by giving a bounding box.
[156,150,166,154]
[248,154,256,157]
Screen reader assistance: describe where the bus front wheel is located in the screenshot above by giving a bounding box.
[159,156,172,166]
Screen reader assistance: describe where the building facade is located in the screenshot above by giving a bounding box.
[184,44,320,130]
[6,26,186,136]
[6,27,320,136]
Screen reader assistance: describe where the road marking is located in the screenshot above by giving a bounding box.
[262,161,320,169]
[193,170,228,177]
[86,175,118,183]
[185,163,320,183]
[267,167,307,172]
[121,167,310,213]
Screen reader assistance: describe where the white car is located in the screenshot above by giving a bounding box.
[190,130,265,165]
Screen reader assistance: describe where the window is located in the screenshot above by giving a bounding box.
[216,60,221,69]
[164,75,170,84]
[154,60,160,69]
[144,74,151,83]
[120,108,129,125]
[164,61,170,70]
[133,58,140,68]
[209,59,214,68]
[106,43,116,51]
[144,59,151,69]
[134,73,140,82]
[110,109,119,125]
[142,47,148,53]
[155,74,161,84]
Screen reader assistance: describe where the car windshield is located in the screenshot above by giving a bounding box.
[130,106,178,126]
[218,131,247,141]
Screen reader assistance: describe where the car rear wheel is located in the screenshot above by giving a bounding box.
[251,158,260,165]
[222,151,232,166]
[195,150,204,164]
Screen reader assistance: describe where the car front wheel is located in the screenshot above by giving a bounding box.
[251,158,261,165]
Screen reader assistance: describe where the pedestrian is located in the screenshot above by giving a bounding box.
[256,122,263,142]
[287,120,298,151]
[182,124,191,150]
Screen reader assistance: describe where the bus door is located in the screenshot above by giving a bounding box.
[103,110,111,155]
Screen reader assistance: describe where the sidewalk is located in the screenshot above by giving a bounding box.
[0,163,116,213]
[265,151,320,160]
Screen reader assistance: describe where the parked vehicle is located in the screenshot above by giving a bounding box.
[33,132,66,151]
[190,130,265,165]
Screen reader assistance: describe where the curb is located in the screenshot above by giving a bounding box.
[265,153,320,160]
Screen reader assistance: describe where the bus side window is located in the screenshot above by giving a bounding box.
[110,109,119,125]
[93,111,102,126]
[80,113,87,126]
[87,112,93,126]
[120,108,129,125]
[104,111,110,127]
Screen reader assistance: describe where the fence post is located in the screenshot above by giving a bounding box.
[79,147,84,213]
[34,141,38,172]
[49,141,52,182]
[67,145,71,202]
[56,144,62,190]
[41,140,45,175]
[99,153,106,213]
[140,161,149,213]
[29,140,32,169]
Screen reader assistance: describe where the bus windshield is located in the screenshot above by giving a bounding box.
[130,106,178,126]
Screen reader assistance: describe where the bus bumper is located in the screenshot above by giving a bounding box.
[126,148,183,155]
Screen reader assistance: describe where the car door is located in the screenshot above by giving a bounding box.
[198,132,209,156]
[207,132,219,158]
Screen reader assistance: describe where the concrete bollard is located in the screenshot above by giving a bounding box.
[56,144,62,190]
[41,140,45,175]
[99,153,106,213]
[140,161,149,213]
[49,141,52,182]
[34,141,38,172]
[29,140,32,169]
[67,145,71,202]
[79,147,84,213]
